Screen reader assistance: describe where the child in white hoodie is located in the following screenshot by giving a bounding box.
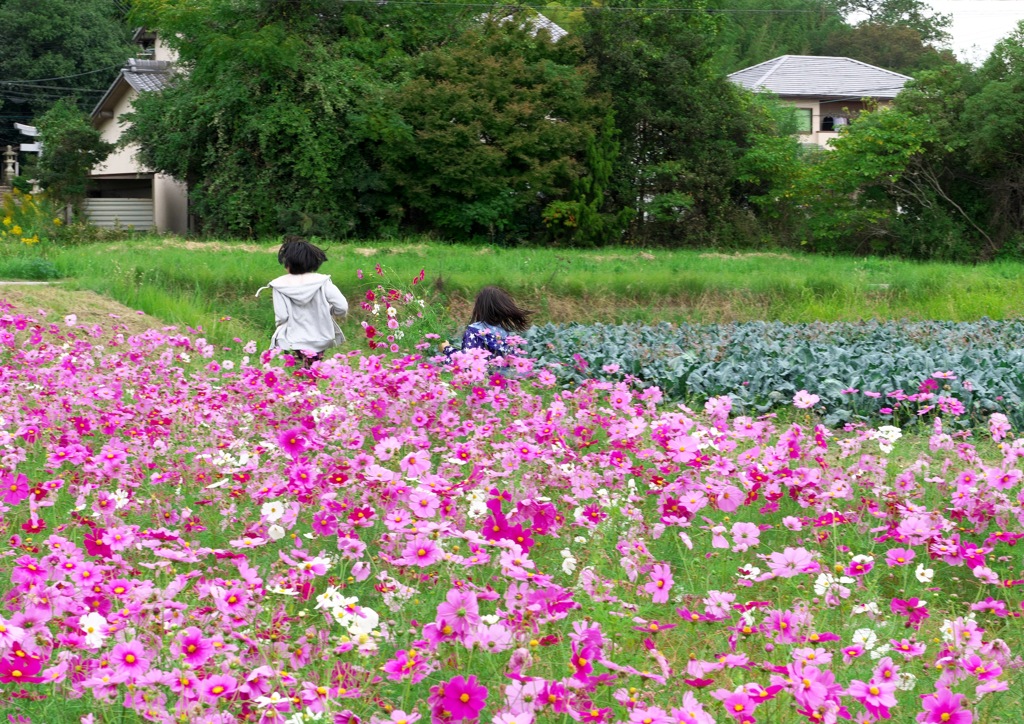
[257,237,348,365]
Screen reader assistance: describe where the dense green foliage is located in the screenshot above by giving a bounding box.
[525,318,1024,426]
[385,19,606,242]
[31,99,114,214]
[0,0,131,148]
[77,0,1024,259]
[772,36,1024,262]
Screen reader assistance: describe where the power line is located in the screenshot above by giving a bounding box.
[0,81,107,92]
[0,64,123,84]
[335,0,826,12]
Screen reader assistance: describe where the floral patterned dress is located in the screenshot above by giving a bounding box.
[449,321,511,358]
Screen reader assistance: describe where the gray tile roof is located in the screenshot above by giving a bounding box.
[489,11,568,42]
[123,59,173,93]
[91,59,174,119]
[728,55,912,99]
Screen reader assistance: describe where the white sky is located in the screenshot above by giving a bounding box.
[928,0,1024,64]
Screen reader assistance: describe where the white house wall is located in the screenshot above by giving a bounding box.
[90,84,189,234]
[92,88,139,176]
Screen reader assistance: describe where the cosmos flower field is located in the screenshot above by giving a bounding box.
[1,297,1022,724]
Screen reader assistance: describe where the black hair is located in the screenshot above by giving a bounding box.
[470,286,533,333]
[278,236,328,274]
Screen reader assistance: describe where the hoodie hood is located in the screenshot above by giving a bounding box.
[267,273,333,305]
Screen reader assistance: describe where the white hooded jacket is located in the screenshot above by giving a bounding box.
[256,273,348,353]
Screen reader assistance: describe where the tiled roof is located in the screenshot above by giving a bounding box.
[488,11,568,42]
[530,14,568,42]
[728,55,912,99]
[123,59,173,93]
[91,59,174,119]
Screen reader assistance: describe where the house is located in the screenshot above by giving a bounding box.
[728,55,912,149]
[87,30,189,233]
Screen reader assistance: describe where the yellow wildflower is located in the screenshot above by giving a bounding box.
[53,218,62,226]
[11,225,22,236]
[2,216,10,227]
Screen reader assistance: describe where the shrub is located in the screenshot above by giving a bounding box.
[0,188,61,250]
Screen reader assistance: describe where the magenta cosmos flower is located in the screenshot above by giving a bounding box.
[278,427,308,457]
[440,674,488,720]
[172,626,214,667]
[110,640,150,679]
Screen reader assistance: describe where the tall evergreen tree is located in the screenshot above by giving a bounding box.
[581,0,761,245]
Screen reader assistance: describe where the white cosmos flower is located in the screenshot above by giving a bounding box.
[79,612,108,649]
[561,548,578,575]
[261,500,284,522]
[915,564,935,583]
[869,643,893,660]
[852,628,878,650]
[112,489,129,509]
[267,524,285,541]
[852,601,881,616]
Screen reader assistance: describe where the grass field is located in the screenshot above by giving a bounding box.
[2,236,1024,347]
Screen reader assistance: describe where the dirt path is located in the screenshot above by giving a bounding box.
[0,284,167,336]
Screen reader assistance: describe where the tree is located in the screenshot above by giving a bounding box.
[825,22,957,75]
[958,23,1024,254]
[790,61,994,260]
[581,0,764,245]
[831,0,951,44]
[0,0,131,148]
[710,0,848,73]
[384,16,606,242]
[126,0,477,237]
[30,99,114,215]
[542,112,634,246]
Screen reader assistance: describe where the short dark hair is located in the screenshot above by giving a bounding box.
[278,236,328,274]
[470,286,533,333]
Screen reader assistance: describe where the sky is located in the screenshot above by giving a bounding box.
[928,0,1024,64]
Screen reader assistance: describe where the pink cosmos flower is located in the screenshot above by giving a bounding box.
[1,472,29,505]
[172,626,214,667]
[399,451,431,478]
[440,674,488,720]
[765,547,818,578]
[916,688,972,724]
[842,645,865,664]
[436,589,480,636]
[644,563,673,604]
[721,691,757,722]
[731,522,761,552]
[885,547,916,567]
[793,390,820,409]
[989,412,1011,442]
[201,673,238,703]
[847,678,898,719]
[402,536,442,567]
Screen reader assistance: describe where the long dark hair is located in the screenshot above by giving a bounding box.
[470,286,533,333]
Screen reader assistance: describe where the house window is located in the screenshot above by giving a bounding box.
[794,108,812,134]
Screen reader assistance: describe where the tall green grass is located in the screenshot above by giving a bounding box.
[7,237,1024,345]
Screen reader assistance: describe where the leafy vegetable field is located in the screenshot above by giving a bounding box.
[526,319,1024,427]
